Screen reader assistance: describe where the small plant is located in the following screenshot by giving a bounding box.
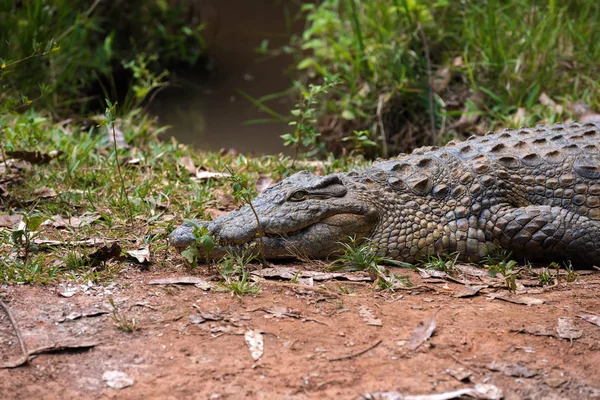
[108,298,140,333]
[538,268,554,286]
[281,76,341,164]
[484,251,521,292]
[421,253,459,275]
[180,222,215,268]
[217,268,261,297]
[549,261,578,283]
[330,236,414,291]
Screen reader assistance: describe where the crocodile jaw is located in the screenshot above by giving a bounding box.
[170,212,377,261]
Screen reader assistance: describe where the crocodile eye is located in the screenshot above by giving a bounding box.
[289,190,308,201]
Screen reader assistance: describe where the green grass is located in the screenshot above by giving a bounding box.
[0,109,367,285]
[280,0,600,156]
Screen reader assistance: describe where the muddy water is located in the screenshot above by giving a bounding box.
[150,0,302,154]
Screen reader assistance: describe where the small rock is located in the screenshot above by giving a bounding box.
[102,370,134,389]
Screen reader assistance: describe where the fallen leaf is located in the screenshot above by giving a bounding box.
[364,383,502,400]
[359,306,383,327]
[179,156,197,175]
[254,267,370,282]
[557,317,583,341]
[513,107,526,126]
[445,367,472,382]
[244,330,264,361]
[408,311,438,350]
[487,294,544,306]
[454,285,487,298]
[86,243,122,267]
[33,187,57,199]
[432,67,451,93]
[539,92,564,114]
[33,238,118,247]
[0,213,23,228]
[102,370,134,389]
[486,361,537,378]
[579,314,600,327]
[126,245,150,264]
[149,277,213,290]
[510,325,555,337]
[194,170,230,180]
[29,339,100,356]
[57,285,79,298]
[42,213,101,229]
[5,150,59,164]
[255,176,274,193]
[58,309,109,323]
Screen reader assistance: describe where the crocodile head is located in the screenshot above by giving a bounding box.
[170,170,379,260]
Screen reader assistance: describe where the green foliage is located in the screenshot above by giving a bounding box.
[216,252,261,297]
[484,251,521,292]
[330,236,414,291]
[282,76,341,162]
[289,0,600,154]
[421,253,459,275]
[0,0,204,113]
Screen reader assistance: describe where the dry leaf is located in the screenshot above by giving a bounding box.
[86,243,122,267]
[445,367,472,382]
[0,213,23,228]
[512,107,526,126]
[432,67,451,93]
[255,176,274,193]
[557,317,583,341]
[487,294,544,306]
[254,267,370,282]
[454,285,487,298]
[42,213,100,229]
[539,92,564,114]
[126,245,151,264]
[408,311,438,350]
[179,156,197,175]
[511,325,555,337]
[244,330,264,361]
[364,383,502,400]
[149,277,213,290]
[359,306,383,327]
[487,361,537,378]
[579,314,600,327]
[33,187,58,199]
[194,170,230,180]
[6,150,58,164]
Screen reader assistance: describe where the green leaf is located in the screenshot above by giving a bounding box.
[26,216,43,232]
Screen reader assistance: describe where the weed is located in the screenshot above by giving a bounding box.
[421,253,459,275]
[108,298,140,333]
[484,251,521,292]
[330,236,413,291]
[538,268,555,286]
[217,268,261,297]
[549,261,578,283]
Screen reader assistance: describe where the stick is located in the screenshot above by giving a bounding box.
[328,339,382,362]
[0,300,29,368]
[417,23,436,144]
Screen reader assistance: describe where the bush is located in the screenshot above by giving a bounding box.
[0,0,205,115]
[289,0,600,156]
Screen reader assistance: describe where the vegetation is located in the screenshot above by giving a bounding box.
[279,0,600,155]
[1,1,598,287]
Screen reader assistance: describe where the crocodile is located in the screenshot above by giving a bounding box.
[170,122,600,267]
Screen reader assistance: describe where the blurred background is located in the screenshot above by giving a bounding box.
[2,0,599,158]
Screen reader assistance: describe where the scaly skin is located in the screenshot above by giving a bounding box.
[171,122,600,267]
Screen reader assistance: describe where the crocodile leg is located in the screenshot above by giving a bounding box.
[490,205,600,267]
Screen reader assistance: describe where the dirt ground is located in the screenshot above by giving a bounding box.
[1,259,600,400]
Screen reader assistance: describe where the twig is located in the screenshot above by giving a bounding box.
[377,94,388,158]
[417,22,436,144]
[449,354,480,374]
[0,300,29,368]
[328,339,382,362]
[111,122,134,222]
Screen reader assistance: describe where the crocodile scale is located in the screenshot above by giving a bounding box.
[171,122,600,267]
